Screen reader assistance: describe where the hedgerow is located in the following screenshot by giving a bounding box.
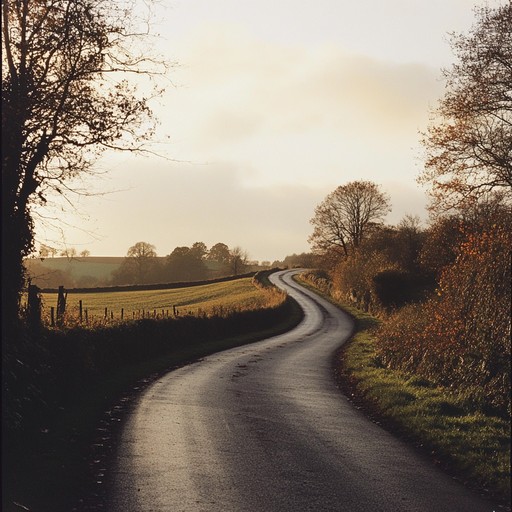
[375,223,511,416]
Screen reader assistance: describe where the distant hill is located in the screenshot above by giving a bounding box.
[24,257,124,288]
[24,257,266,289]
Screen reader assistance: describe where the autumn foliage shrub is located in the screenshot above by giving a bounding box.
[376,223,511,415]
[331,250,399,313]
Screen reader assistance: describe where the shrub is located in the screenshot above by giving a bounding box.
[376,222,511,416]
[372,269,414,310]
[331,251,398,313]
[299,269,332,295]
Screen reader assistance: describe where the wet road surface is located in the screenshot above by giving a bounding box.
[106,269,497,511]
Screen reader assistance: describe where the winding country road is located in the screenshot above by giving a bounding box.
[106,269,497,511]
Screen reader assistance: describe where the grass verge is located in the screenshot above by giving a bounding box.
[296,274,511,509]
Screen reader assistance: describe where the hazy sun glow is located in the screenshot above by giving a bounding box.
[34,0,503,262]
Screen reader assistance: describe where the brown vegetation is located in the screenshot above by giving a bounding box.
[307,4,512,421]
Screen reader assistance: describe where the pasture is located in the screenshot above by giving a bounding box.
[39,277,282,324]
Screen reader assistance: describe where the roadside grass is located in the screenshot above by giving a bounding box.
[296,274,511,506]
[4,272,304,512]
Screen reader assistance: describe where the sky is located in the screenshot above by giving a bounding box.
[34,0,503,263]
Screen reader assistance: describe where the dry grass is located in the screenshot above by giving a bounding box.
[36,277,285,326]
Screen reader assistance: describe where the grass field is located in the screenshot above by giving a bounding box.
[39,277,280,324]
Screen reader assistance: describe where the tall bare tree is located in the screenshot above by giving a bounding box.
[419,4,512,212]
[229,246,249,276]
[309,181,391,257]
[2,0,167,333]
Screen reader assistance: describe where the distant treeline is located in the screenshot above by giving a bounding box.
[24,242,317,290]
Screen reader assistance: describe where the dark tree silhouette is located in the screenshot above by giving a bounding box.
[2,0,167,336]
[126,242,158,284]
[112,242,160,285]
[190,242,208,260]
[165,246,208,282]
[208,242,231,264]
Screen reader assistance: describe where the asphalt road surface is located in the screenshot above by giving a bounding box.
[106,269,497,512]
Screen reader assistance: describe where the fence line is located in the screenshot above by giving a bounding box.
[33,278,284,328]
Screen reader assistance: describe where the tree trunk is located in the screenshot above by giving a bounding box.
[1,210,31,344]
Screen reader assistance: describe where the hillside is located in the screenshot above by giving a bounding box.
[24,257,124,288]
[24,257,266,289]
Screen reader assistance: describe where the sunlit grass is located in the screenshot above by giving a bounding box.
[38,277,281,324]
[342,331,511,500]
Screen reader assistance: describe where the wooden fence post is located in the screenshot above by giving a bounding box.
[79,300,83,323]
[56,286,67,326]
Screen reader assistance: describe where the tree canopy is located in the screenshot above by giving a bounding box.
[420,4,512,212]
[165,246,209,282]
[111,241,159,285]
[208,243,231,264]
[2,0,166,330]
[309,180,391,257]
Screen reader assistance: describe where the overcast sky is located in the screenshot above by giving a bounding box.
[34,0,503,262]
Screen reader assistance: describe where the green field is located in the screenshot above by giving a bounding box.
[40,277,281,323]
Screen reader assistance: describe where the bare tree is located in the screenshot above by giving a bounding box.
[309,181,391,257]
[419,4,512,213]
[2,0,167,333]
[230,246,249,276]
[60,247,77,258]
[38,244,52,259]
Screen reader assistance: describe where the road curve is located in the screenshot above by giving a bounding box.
[106,269,496,512]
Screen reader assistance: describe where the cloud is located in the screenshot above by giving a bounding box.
[157,23,443,191]
[51,155,430,262]
[36,14,440,258]
[168,24,441,137]
[49,160,328,261]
